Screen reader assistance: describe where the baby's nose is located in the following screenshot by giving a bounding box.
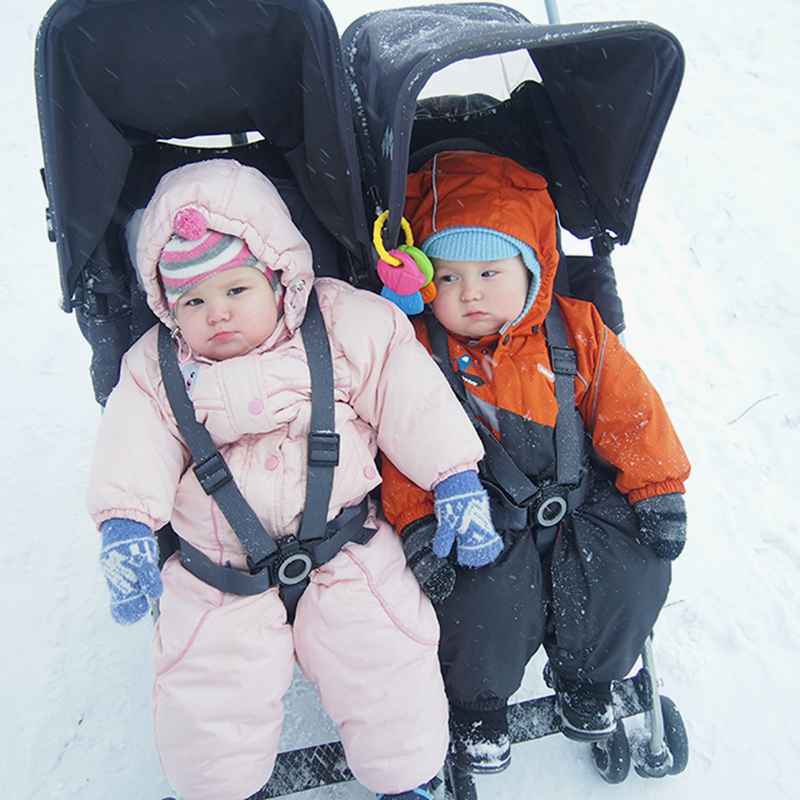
[461,281,481,300]
[207,303,230,323]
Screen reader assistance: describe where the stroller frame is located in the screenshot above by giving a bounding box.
[35,0,689,796]
[239,634,687,799]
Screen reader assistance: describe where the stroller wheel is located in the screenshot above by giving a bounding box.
[633,695,689,778]
[591,720,631,783]
[661,696,689,775]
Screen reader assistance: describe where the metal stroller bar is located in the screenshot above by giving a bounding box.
[543,0,560,24]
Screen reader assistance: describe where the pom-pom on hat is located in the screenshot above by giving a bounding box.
[159,207,277,311]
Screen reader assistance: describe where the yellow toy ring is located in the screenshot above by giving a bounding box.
[373,212,414,266]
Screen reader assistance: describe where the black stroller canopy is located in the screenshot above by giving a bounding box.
[343,2,684,247]
[36,0,369,312]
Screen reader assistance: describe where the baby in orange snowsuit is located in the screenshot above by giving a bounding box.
[381,150,690,774]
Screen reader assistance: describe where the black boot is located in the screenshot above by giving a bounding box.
[449,703,511,774]
[552,673,615,742]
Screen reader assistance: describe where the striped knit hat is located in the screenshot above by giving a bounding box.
[158,207,278,311]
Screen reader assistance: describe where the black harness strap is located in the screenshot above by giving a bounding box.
[158,322,278,565]
[176,500,370,596]
[426,308,538,506]
[545,301,585,487]
[298,289,339,542]
[158,288,372,614]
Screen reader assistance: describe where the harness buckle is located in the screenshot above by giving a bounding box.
[248,536,315,587]
[535,492,568,527]
[529,484,570,528]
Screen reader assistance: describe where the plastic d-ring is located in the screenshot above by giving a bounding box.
[373,213,416,267]
[373,211,400,265]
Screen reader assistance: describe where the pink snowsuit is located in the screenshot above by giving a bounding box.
[86,160,483,800]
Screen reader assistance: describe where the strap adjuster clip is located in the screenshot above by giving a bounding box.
[194,452,233,495]
[308,431,340,467]
[549,345,577,376]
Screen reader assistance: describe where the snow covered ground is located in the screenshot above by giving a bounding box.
[2,0,799,798]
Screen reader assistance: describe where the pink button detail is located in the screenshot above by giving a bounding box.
[364,466,377,480]
[265,456,280,471]
[248,399,264,415]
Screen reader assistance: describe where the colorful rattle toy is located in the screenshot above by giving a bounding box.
[373,212,436,314]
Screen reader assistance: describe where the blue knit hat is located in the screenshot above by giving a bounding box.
[422,226,541,327]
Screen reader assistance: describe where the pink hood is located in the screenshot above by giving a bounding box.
[136,159,315,335]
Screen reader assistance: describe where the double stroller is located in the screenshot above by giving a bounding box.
[35,0,688,796]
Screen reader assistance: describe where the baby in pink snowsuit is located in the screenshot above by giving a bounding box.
[86,160,503,800]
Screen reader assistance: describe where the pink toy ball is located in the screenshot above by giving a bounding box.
[172,207,208,240]
[377,249,427,296]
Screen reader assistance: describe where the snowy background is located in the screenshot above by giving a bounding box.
[2,0,799,798]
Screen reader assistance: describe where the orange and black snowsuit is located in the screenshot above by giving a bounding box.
[381,151,691,707]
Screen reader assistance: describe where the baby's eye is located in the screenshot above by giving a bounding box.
[437,274,458,284]
[482,269,499,278]
[184,297,204,307]
[228,286,246,296]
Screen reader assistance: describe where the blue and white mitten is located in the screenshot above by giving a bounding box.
[433,471,503,567]
[100,518,163,625]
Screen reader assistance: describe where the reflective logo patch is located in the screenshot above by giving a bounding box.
[538,362,555,382]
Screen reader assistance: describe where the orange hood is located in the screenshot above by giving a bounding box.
[405,151,560,328]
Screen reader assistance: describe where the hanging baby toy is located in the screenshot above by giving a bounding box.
[373,211,436,315]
